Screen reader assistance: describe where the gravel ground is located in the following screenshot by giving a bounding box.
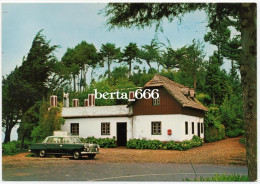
[2,136,246,170]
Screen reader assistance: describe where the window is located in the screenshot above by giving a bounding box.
[192,122,194,134]
[71,123,79,135]
[47,137,58,143]
[101,123,110,135]
[201,123,204,133]
[185,121,188,135]
[152,122,161,135]
[152,97,160,106]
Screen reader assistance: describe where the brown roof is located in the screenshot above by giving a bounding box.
[129,74,208,111]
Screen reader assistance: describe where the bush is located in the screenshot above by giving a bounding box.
[127,136,203,151]
[2,141,20,155]
[239,136,246,144]
[204,124,225,143]
[80,136,116,148]
[185,174,248,181]
[226,129,245,138]
[126,139,164,149]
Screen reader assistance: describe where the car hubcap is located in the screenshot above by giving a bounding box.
[74,152,79,158]
[40,150,45,156]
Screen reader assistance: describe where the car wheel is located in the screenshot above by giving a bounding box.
[88,154,96,159]
[73,151,81,160]
[39,150,46,158]
[55,155,62,158]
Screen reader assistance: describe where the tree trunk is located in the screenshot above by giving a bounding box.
[193,71,197,91]
[20,129,28,150]
[4,126,11,143]
[108,59,111,80]
[128,61,132,78]
[91,67,95,84]
[73,74,76,92]
[240,3,257,181]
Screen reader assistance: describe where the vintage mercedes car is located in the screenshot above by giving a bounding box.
[29,136,100,159]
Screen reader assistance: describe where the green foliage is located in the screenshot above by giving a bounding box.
[196,93,211,106]
[204,124,225,143]
[226,129,245,138]
[239,136,246,144]
[31,100,65,142]
[100,43,121,80]
[220,95,244,137]
[19,29,59,95]
[139,38,161,69]
[18,101,42,142]
[127,136,203,150]
[127,139,164,149]
[185,174,248,181]
[121,42,140,77]
[80,136,116,148]
[2,141,20,155]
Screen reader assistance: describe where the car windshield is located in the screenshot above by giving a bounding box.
[42,137,49,143]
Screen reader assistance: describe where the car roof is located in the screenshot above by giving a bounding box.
[47,136,79,138]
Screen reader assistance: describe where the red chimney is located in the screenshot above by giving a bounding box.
[129,91,135,101]
[72,99,79,107]
[84,99,89,107]
[50,95,57,107]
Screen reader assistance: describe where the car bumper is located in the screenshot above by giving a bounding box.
[81,151,99,155]
[81,148,99,155]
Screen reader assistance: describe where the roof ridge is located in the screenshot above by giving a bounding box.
[154,74,187,88]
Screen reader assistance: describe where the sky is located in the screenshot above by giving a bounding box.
[1,3,232,79]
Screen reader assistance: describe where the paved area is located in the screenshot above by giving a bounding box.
[2,137,247,181]
[3,163,247,181]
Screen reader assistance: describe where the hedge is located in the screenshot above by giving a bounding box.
[226,129,245,138]
[204,124,225,143]
[127,136,203,151]
[2,140,36,156]
[2,141,20,155]
[80,136,116,148]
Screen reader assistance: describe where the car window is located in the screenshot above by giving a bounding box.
[64,137,81,143]
[57,137,65,143]
[47,137,58,143]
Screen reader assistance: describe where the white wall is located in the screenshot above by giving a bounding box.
[61,114,204,142]
[61,117,133,140]
[62,105,130,118]
[133,114,204,142]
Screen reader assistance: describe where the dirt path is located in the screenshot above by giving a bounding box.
[2,137,246,170]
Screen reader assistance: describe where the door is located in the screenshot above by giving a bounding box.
[197,123,201,137]
[117,123,127,146]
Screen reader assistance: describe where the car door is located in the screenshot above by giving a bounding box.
[45,137,61,153]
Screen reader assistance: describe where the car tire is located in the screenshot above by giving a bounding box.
[88,154,96,159]
[39,150,47,158]
[73,151,81,160]
[55,155,62,158]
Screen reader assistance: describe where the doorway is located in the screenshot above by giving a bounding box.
[197,122,201,137]
[117,123,127,146]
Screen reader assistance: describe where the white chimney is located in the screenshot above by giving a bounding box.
[63,92,69,107]
[88,94,95,106]
[72,99,79,107]
[50,95,57,107]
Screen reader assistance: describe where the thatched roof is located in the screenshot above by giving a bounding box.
[129,74,208,112]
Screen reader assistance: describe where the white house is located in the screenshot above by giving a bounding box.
[57,74,208,146]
